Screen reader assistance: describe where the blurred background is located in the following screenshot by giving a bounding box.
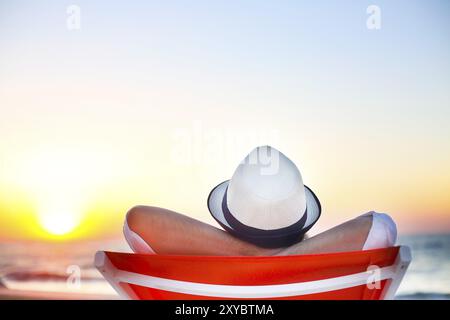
[0,0,449,299]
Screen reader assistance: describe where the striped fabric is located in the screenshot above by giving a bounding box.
[95,246,410,300]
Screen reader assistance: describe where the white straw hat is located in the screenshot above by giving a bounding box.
[207,146,321,248]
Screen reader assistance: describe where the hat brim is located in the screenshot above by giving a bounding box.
[207,180,321,237]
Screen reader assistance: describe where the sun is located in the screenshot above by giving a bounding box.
[38,208,80,236]
[15,147,114,239]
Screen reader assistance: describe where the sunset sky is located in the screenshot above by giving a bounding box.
[0,0,449,241]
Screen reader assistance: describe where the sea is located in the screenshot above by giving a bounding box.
[0,234,449,299]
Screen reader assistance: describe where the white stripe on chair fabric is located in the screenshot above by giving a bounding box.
[113,266,396,299]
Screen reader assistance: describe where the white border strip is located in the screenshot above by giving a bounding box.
[112,266,395,299]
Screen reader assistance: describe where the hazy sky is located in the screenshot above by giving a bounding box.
[1,1,449,240]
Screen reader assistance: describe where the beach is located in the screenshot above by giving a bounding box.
[0,288,118,300]
[0,234,449,300]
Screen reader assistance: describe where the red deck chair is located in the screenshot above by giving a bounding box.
[95,246,411,300]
